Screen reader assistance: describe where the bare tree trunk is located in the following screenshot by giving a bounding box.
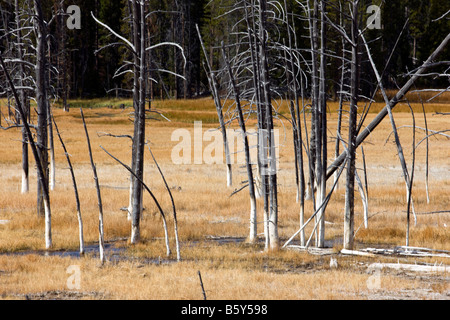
[0,55,51,249]
[283,0,306,245]
[101,146,171,257]
[406,105,416,247]
[361,33,418,225]
[14,0,29,194]
[259,0,278,250]
[47,36,55,192]
[81,108,105,264]
[334,2,345,190]
[316,0,327,248]
[244,0,270,249]
[59,0,69,113]
[293,25,306,247]
[246,0,270,248]
[243,1,264,201]
[326,32,450,181]
[283,155,347,249]
[355,166,368,229]
[343,0,360,251]
[34,0,49,219]
[93,1,184,246]
[33,0,51,249]
[306,0,319,202]
[147,145,181,261]
[222,42,257,243]
[21,102,29,194]
[47,100,55,191]
[421,103,430,203]
[53,116,85,255]
[196,24,232,187]
[130,0,147,244]
[360,146,369,228]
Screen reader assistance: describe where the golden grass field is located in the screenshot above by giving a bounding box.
[0,95,449,300]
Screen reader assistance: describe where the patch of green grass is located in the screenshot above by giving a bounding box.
[161,110,220,124]
[53,98,134,110]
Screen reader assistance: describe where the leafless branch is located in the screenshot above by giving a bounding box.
[100,145,172,257]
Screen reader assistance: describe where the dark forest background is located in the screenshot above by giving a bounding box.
[1,0,449,101]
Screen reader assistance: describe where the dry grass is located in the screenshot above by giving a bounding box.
[0,252,426,300]
[0,98,449,300]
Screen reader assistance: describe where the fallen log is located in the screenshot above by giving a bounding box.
[342,247,450,259]
[287,245,335,256]
[368,262,449,273]
[340,249,376,257]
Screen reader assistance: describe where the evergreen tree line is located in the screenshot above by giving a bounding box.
[0,0,448,101]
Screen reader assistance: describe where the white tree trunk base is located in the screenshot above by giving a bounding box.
[21,171,29,194]
[44,199,52,249]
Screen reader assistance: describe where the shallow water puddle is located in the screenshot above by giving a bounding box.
[0,243,125,260]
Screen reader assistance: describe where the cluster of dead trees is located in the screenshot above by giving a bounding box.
[0,0,182,262]
[199,0,450,251]
[0,0,59,249]
[0,0,449,259]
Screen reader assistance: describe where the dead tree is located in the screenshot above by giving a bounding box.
[324,8,450,249]
[294,0,330,248]
[1,0,60,199]
[147,144,181,261]
[56,0,69,112]
[283,152,347,249]
[53,116,85,255]
[243,0,270,247]
[209,0,449,252]
[283,0,306,245]
[222,42,258,243]
[202,0,278,249]
[0,54,52,249]
[361,31,420,245]
[258,0,279,249]
[305,0,319,203]
[13,0,30,194]
[206,0,292,249]
[334,1,346,191]
[315,0,328,248]
[81,109,106,264]
[101,145,171,258]
[342,0,360,250]
[0,0,58,249]
[33,0,50,220]
[197,24,233,187]
[93,0,185,244]
[92,1,147,244]
[129,0,147,244]
[326,32,450,180]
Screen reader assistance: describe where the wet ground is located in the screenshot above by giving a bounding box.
[1,236,448,300]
